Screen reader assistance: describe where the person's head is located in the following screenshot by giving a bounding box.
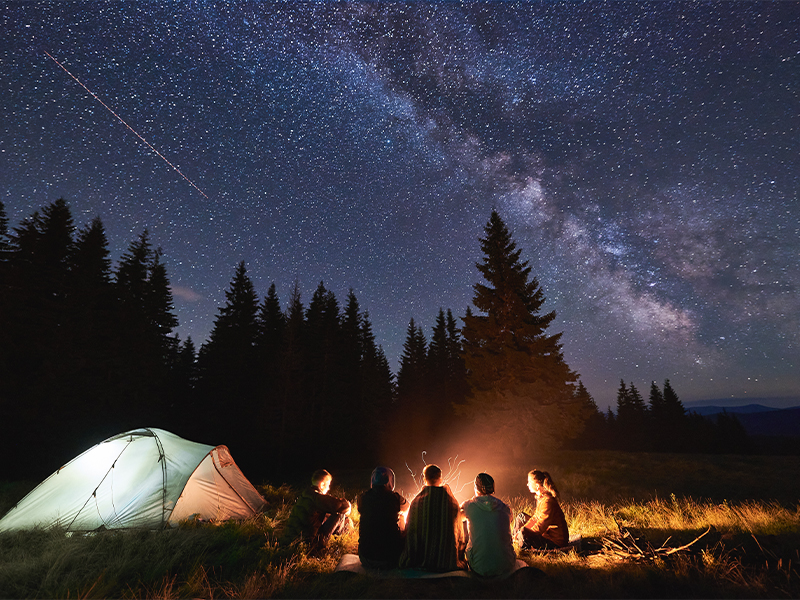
[474,472,495,496]
[422,464,443,486]
[370,466,396,490]
[527,469,559,498]
[312,469,332,494]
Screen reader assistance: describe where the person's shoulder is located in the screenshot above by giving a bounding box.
[494,495,513,513]
[409,486,431,506]
[298,486,317,500]
[540,493,560,508]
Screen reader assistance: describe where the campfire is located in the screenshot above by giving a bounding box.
[404,451,472,500]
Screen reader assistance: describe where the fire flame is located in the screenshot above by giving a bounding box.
[404,451,472,498]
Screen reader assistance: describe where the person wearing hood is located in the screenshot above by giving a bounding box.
[460,472,517,577]
[356,467,409,569]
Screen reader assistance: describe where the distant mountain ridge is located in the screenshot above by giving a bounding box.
[688,404,800,438]
[688,404,783,416]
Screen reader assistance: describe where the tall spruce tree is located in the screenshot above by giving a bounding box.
[661,379,688,451]
[115,231,179,428]
[396,318,428,410]
[460,210,582,456]
[571,381,607,449]
[615,381,648,450]
[67,217,120,438]
[395,318,430,449]
[359,311,395,449]
[145,248,179,361]
[254,282,286,459]
[165,336,197,435]
[339,291,367,455]
[662,380,686,423]
[3,200,77,475]
[196,261,260,461]
[303,282,345,460]
[444,309,469,410]
[426,308,466,430]
[277,281,306,473]
[114,230,154,416]
[427,309,449,401]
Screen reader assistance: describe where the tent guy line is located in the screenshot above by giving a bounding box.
[67,438,133,531]
[43,50,209,199]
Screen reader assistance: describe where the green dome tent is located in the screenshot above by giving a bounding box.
[0,428,266,531]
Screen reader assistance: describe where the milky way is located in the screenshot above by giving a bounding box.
[2,2,798,409]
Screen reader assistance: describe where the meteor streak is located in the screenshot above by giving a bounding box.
[44,51,208,199]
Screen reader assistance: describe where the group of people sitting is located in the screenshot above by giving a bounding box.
[279,464,568,578]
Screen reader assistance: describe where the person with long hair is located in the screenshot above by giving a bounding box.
[513,469,568,549]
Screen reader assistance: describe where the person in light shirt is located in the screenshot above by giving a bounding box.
[460,472,517,577]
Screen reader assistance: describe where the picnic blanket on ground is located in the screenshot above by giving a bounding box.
[334,554,530,580]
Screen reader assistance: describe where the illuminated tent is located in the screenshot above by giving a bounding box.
[0,428,266,531]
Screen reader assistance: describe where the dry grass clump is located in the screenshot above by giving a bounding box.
[569,495,800,537]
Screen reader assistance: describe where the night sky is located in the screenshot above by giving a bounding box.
[2,2,798,410]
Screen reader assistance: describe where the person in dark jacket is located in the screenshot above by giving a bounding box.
[513,469,568,549]
[399,464,463,571]
[280,469,351,548]
[356,467,409,569]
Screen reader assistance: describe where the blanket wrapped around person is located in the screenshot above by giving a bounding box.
[399,477,462,572]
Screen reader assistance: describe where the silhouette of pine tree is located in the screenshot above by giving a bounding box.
[196,261,259,467]
[461,210,583,457]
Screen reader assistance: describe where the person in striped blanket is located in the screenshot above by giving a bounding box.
[399,464,464,571]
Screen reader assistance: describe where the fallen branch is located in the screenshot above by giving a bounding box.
[601,521,713,562]
[663,527,713,556]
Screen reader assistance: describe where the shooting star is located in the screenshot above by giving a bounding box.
[44,51,208,199]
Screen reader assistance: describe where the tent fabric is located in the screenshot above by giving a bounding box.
[0,428,266,531]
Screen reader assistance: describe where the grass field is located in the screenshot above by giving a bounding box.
[1,451,798,598]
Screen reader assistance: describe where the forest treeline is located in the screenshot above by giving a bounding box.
[0,200,754,482]
[572,380,751,454]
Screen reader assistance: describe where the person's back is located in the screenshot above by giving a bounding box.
[461,473,516,577]
[357,467,408,569]
[399,464,461,571]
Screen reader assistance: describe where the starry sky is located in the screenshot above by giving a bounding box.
[2,2,798,410]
